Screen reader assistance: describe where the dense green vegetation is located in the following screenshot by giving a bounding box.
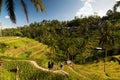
[2,15,120,64]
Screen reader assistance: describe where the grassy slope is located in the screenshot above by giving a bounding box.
[0,37,50,59]
[63,61,120,80]
[0,37,120,80]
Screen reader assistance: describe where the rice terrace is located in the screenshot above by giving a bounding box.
[0,0,120,80]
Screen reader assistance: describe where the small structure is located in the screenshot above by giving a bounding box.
[95,47,103,52]
[96,47,102,50]
[66,60,73,66]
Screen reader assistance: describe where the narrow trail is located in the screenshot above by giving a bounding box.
[3,59,69,75]
[67,66,89,80]
[28,60,69,75]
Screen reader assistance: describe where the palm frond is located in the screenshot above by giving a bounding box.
[20,0,29,22]
[0,0,2,14]
[99,21,114,50]
[113,3,117,12]
[31,0,46,13]
[5,0,16,23]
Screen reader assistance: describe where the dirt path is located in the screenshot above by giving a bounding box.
[3,59,69,75]
[28,60,69,75]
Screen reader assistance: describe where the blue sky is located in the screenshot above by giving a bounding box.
[0,0,118,28]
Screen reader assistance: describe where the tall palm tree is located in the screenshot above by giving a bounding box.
[113,1,120,12]
[0,0,45,23]
[99,20,114,74]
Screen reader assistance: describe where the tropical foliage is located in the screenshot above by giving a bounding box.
[0,0,45,23]
[2,14,120,64]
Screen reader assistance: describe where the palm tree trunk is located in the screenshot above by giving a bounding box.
[104,49,107,73]
[16,66,19,80]
[0,23,2,37]
[67,52,69,60]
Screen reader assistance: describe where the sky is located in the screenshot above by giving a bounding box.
[0,0,119,28]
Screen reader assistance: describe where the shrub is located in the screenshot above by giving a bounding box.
[0,42,9,53]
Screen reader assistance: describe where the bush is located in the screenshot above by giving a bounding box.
[74,55,83,64]
[0,42,9,53]
[15,31,23,36]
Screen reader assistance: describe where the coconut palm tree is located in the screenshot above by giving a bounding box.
[99,20,114,74]
[113,1,120,12]
[0,0,45,23]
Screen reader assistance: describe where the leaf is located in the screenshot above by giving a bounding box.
[5,0,16,23]
[0,0,2,14]
[20,0,29,22]
[31,0,46,13]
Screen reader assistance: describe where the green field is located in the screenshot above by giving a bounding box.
[0,37,120,80]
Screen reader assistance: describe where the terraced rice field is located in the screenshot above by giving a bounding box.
[0,37,50,59]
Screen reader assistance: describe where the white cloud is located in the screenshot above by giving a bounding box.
[76,0,106,17]
[5,16,10,19]
[76,2,94,17]
[96,10,107,17]
[116,0,120,1]
[81,0,95,3]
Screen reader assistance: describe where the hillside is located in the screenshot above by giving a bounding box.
[0,37,70,80]
[0,37,120,80]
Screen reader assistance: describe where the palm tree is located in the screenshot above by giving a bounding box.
[0,0,45,23]
[113,1,120,12]
[99,20,114,74]
[106,9,113,16]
